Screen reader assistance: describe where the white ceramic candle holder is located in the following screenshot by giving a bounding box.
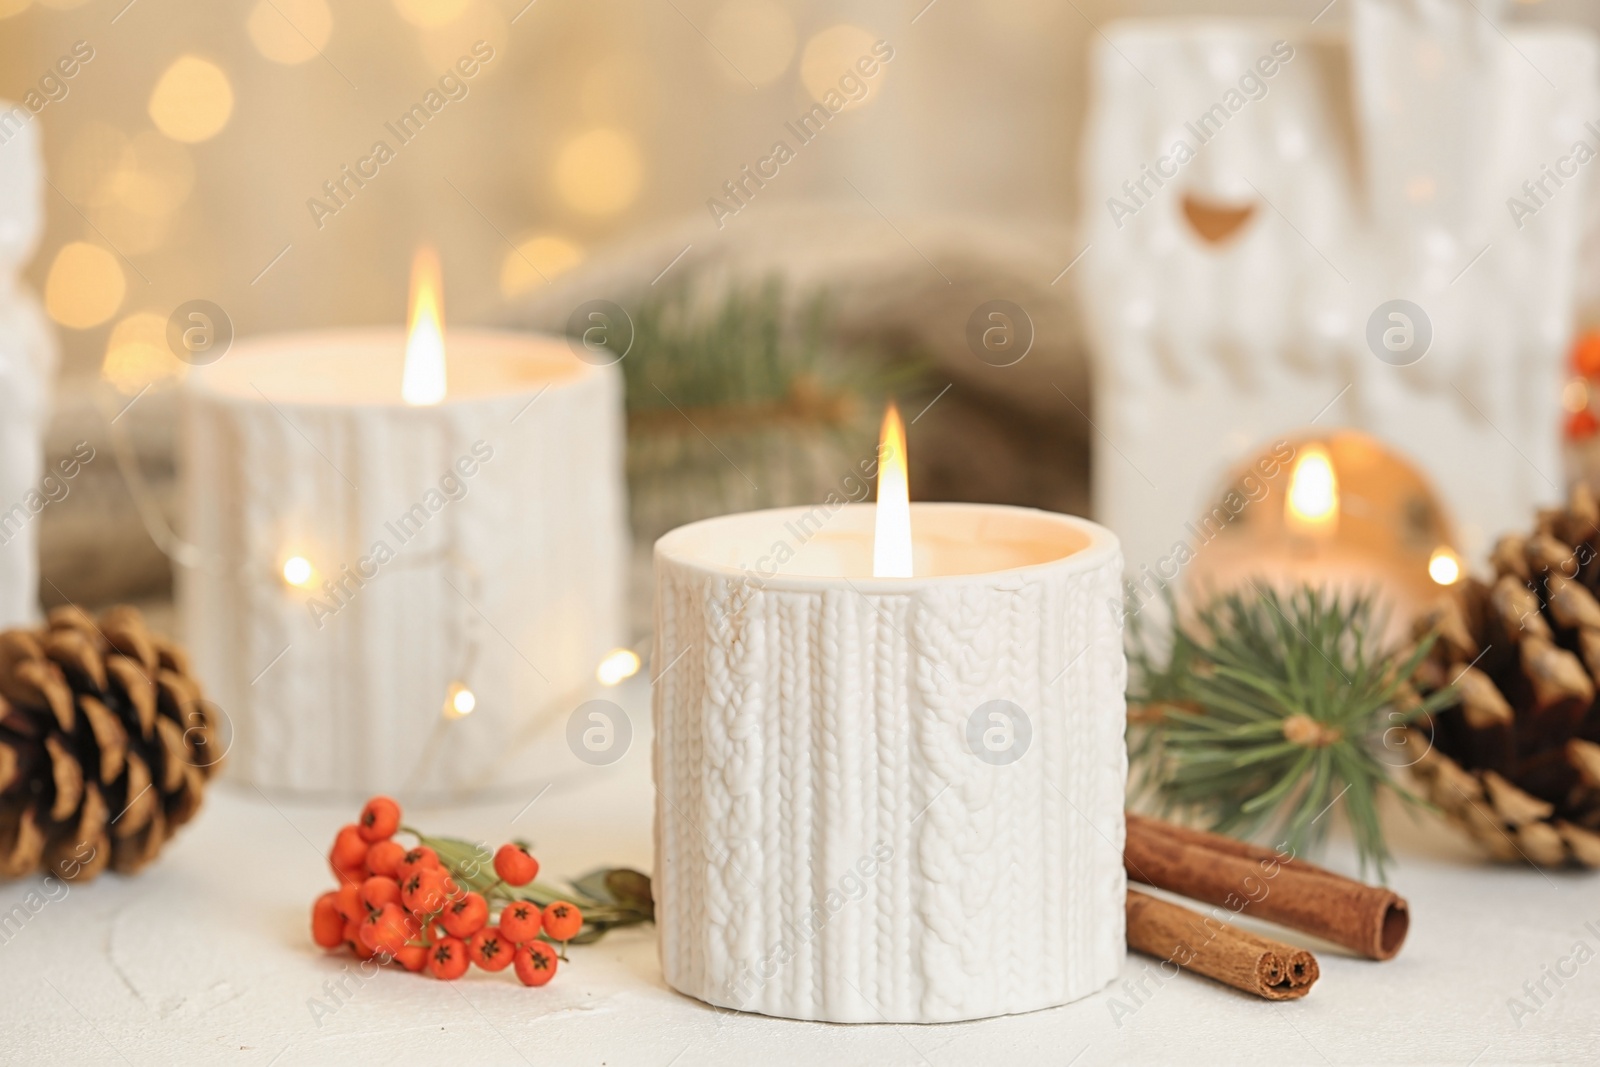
[179,328,627,796]
[0,103,55,627]
[653,503,1126,1023]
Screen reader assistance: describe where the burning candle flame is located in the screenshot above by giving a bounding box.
[873,402,912,578]
[1286,445,1338,536]
[402,245,446,406]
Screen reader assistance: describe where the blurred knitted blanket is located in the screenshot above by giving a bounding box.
[501,202,1092,518]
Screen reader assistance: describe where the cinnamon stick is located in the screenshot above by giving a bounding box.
[1126,889,1319,1000]
[1125,813,1409,960]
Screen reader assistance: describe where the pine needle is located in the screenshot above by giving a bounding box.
[1128,584,1455,881]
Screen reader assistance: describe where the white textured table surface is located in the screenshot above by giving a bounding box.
[1,671,1596,1066]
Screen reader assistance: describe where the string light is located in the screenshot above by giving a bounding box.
[597,648,641,686]
[1428,546,1462,586]
[444,681,476,719]
[282,556,316,588]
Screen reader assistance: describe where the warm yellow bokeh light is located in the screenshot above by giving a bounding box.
[800,24,883,113]
[596,648,641,687]
[0,0,34,16]
[707,0,796,86]
[418,1,506,73]
[282,556,316,588]
[553,129,642,216]
[109,132,196,215]
[101,312,184,395]
[59,123,129,207]
[392,0,468,29]
[148,56,234,143]
[45,243,125,330]
[248,0,333,65]
[36,0,89,7]
[1428,546,1462,586]
[94,208,172,258]
[499,235,583,297]
[443,681,476,719]
[68,131,195,257]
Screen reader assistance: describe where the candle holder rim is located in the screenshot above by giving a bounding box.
[182,326,599,407]
[653,502,1121,591]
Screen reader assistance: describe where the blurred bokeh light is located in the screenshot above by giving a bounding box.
[707,0,796,86]
[799,24,882,111]
[101,310,183,395]
[44,242,124,329]
[247,0,334,66]
[147,56,234,143]
[499,234,583,297]
[553,128,642,216]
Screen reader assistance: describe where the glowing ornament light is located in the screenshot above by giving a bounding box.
[282,555,315,588]
[596,648,640,686]
[1429,546,1462,586]
[444,681,476,719]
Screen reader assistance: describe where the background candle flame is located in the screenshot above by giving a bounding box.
[873,401,912,578]
[1286,445,1338,535]
[401,245,447,406]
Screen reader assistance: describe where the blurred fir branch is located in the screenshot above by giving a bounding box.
[618,277,920,432]
[1127,584,1455,880]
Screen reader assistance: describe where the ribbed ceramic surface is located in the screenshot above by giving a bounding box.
[653,510,1126,1023]
[178,337,627,796]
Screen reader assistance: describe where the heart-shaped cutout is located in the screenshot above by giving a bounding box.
[1181,194,1258,245]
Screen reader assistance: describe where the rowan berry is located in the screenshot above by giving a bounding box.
[1574,331,1600,378]
[312,892,345,949]
[440,891,488,939]
[344,916,368,955]
[493,844,539,887]
[514,942,558,987]
[361,875,401,912]
[334,882,366,923]
[358,796,401,842]
[467,927,513,971]
[394,943,429,973]
[330,824,369,884]
[428,937,470,980]
[366,839,407,879]
[499,901,542,944]
[542,900,583,942]
[401,867,451,915]
[397,845,441,883]
[360,903,412,956]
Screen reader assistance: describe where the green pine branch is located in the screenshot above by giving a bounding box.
[619,276,921,419]
[1127,584,1456,881]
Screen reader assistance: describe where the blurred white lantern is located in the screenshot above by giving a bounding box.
[1079,0,1598,579]
[0,105,58,626]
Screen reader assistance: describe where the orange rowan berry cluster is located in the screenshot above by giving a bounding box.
[311,795,581,987]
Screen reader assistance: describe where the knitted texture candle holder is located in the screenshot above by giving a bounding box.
[652,503,1126,1022]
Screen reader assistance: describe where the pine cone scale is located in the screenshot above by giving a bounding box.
[0,607,218,882]
[1414,487,1600,866]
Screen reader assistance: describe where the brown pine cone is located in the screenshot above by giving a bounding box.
[1408,483,1600,868]
[0,605,223,881]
